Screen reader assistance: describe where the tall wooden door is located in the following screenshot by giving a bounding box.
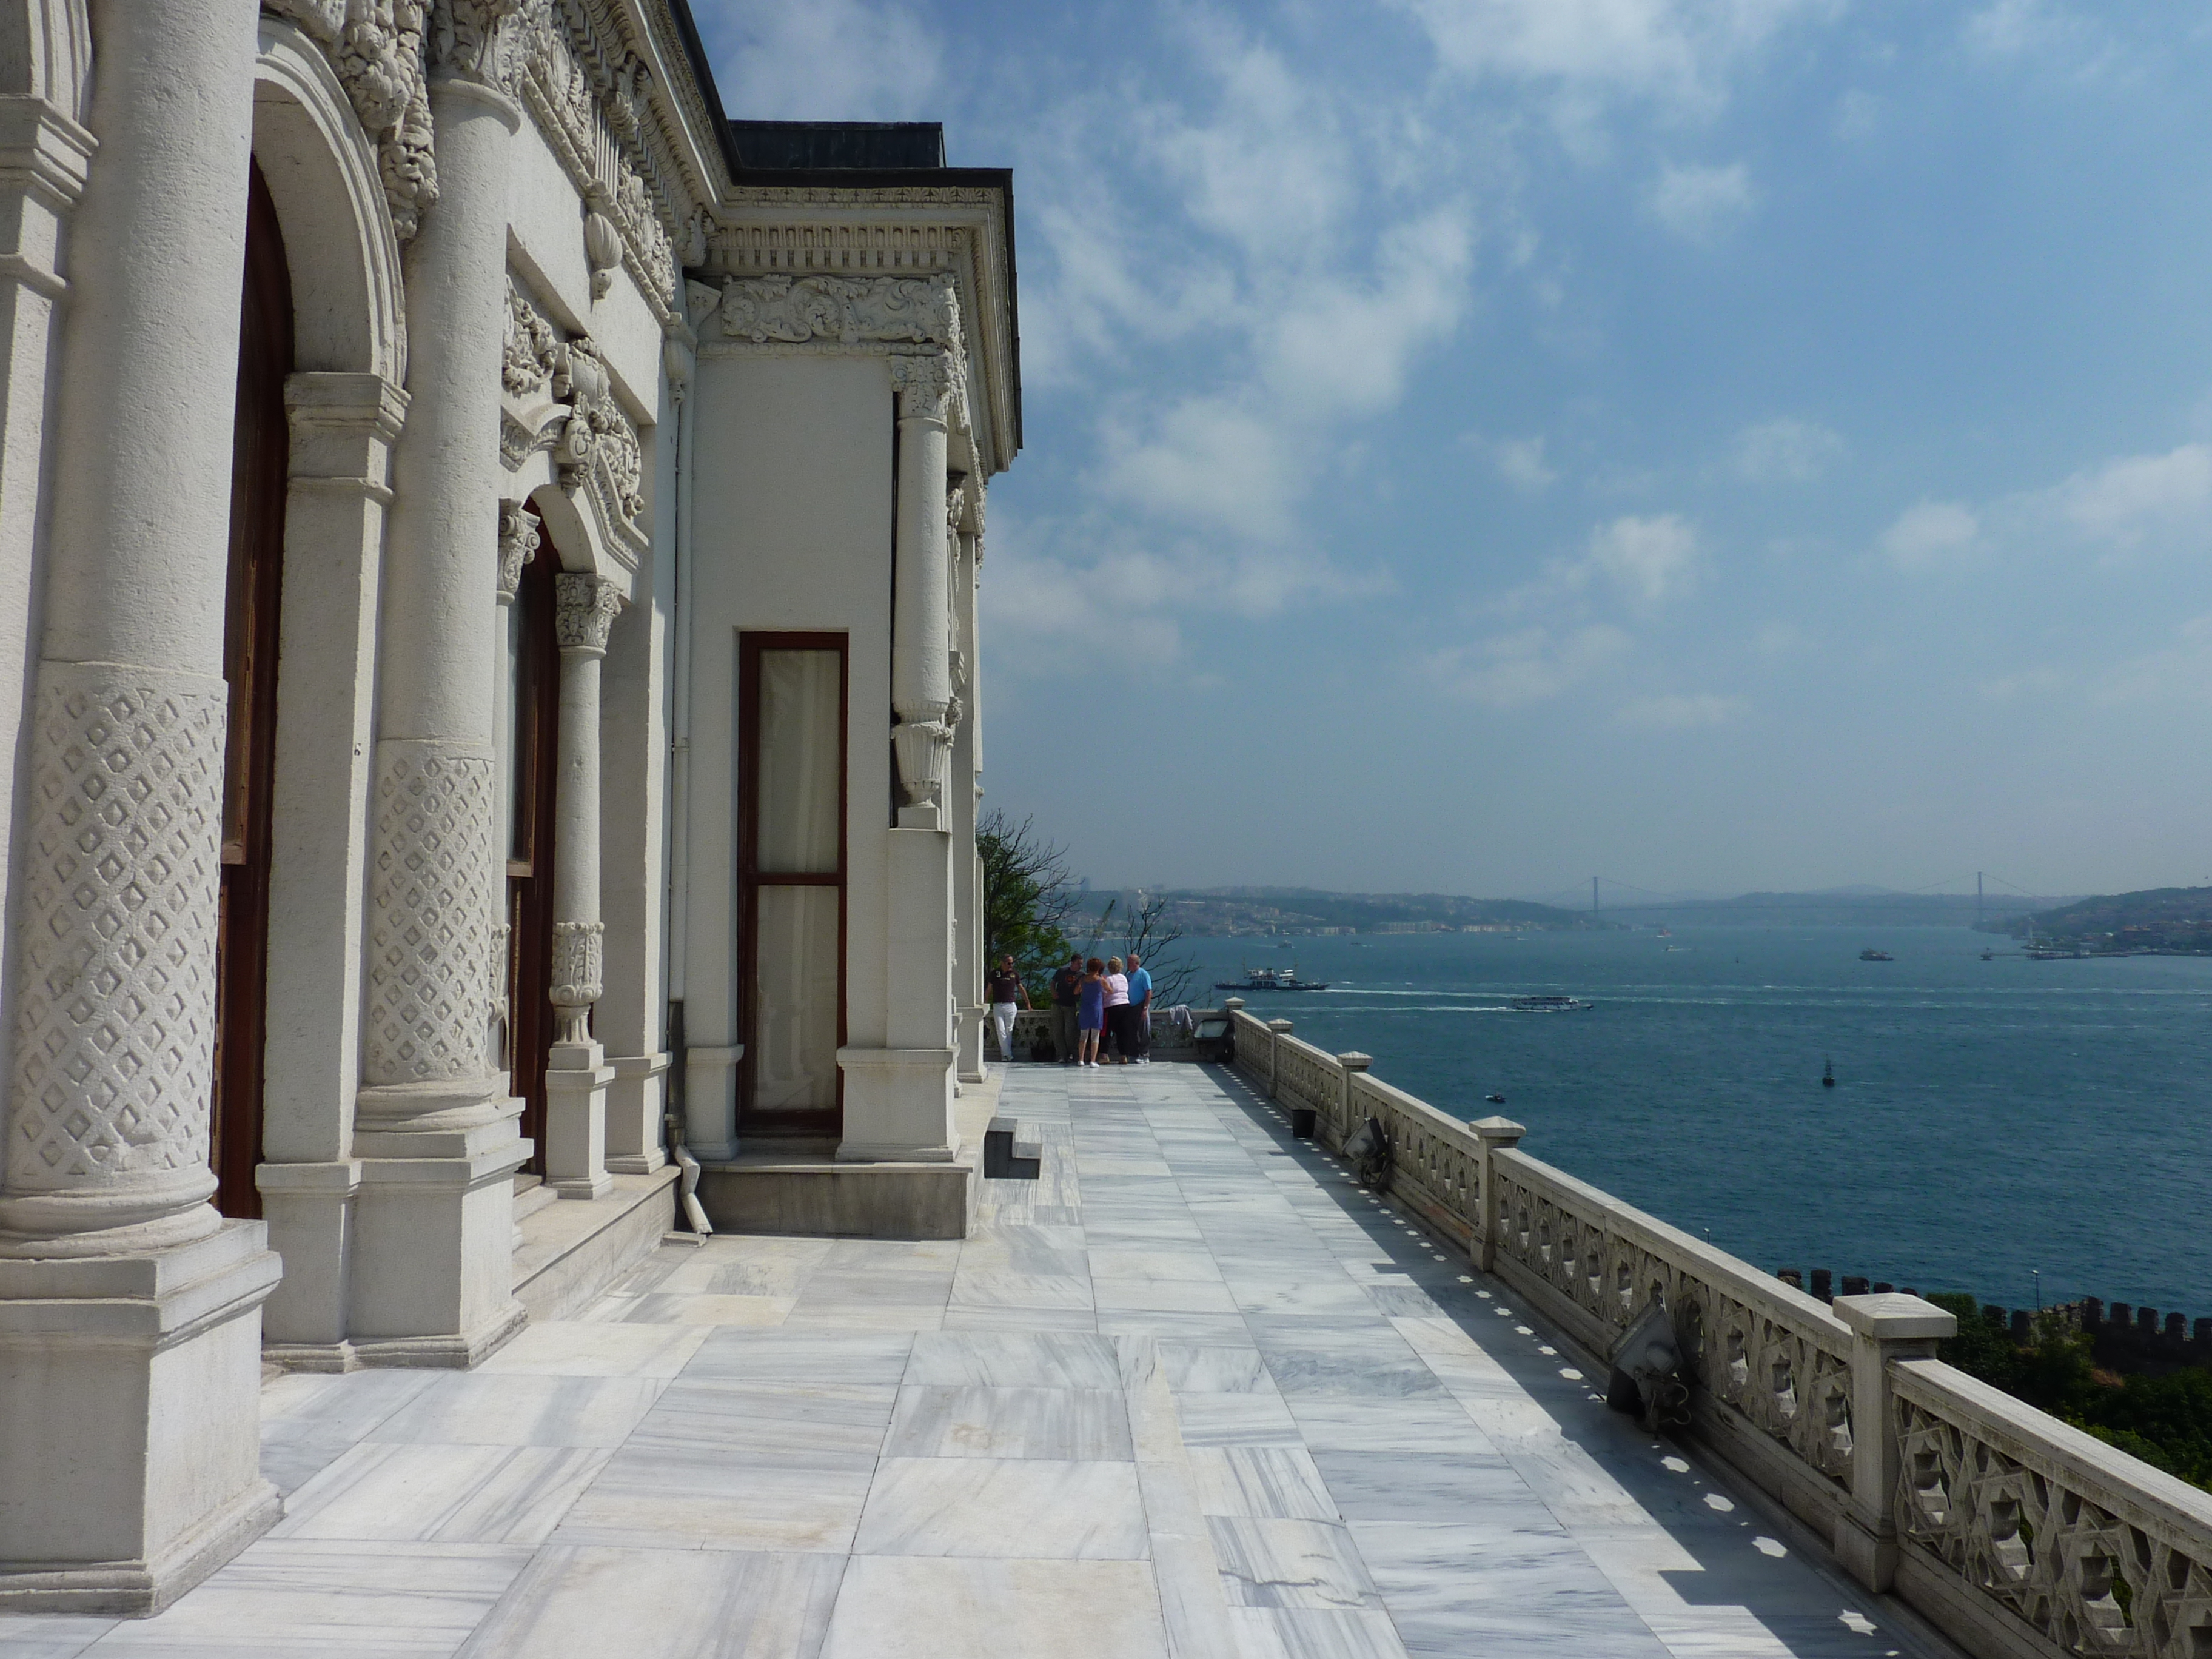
[504,538,561,1170]
[211,163,293,1219]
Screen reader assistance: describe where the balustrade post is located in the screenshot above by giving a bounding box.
[1831,1293,1955,1594]
[1470,1116,1526,1273]
[1336,1052,1371,1147]
[1266,1019,1293,1098]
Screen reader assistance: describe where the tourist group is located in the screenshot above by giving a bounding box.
[986,952,1153,1065]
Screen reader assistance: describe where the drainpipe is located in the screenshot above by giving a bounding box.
[665,326,696,1096]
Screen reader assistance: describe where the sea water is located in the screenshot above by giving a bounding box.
[1168,927,2212,1314]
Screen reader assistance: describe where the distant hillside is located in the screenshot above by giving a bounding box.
[1604,890,2076,928]
[1074,886,1589,937]
[1996,886,2212,953]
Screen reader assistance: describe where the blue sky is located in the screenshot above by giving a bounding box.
[693,0,2212,899]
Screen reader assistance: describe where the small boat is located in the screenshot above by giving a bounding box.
[1510,994,1592,1012]
[1215,963,1332,992]
[1822,1057,1835,1088]
[1484,1093,1506,1104]
[1980,948,1994,962]
[1858,948,1894,962]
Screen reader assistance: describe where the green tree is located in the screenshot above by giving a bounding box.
[978,809,1076,999]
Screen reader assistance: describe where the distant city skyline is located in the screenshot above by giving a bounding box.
[696,0,2212,897]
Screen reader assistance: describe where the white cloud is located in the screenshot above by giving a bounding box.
[2053,444,2212,546]
[705,0,942,120]
[1732,417,1843,483]
[2094,614,2212,708]
[1424,624,1631,706]
[1881,501,1981,569]
[1588,514,1702,604]
[1389,0,1837,111]
[1619,691,1746,728]
[1647,161,1754,243]
[1465,433,1560,491]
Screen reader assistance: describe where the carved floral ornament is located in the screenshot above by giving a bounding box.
[554,571,624,654]
[501,278,648,561]
[266,0,689,312]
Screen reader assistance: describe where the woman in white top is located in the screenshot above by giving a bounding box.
[1102,956,1131,1064]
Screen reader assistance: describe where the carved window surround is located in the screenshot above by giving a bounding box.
[501,275,649,575]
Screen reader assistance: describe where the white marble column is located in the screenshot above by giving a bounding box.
[950,493,986,1084]
[840,352,958,1163]
[0,0,281,1611]
[543,572,620,1199]
[347,52,528,1362]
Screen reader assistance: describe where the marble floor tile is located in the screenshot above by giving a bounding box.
[0,1617,114,1659]
[819,1557,1170,1659]
[1345,1522,1657,1657]
[1282,1397,1500,1458]
[82,1540,531,1657]
[943,1270,1095,1311]
[780,1300,945,1332]
[1172,1390,1305,1447]
[553,1443,874,1554]
[905,1330,1122,1389]
[1227,1607,1412,1659]
[626,1379,896,1461]
[882,1385,1135,1460]
[1147,1341,1274,1393]
[617,1293,797,1326]
[1092,1276,1241,1314]
[1207,1517,1382,1611]
[852,1458,1150,1558]
[452,1547,846,1659]
[682,1329,915,1385]
[475,1321,708,1378]
[1187,1446,1342,1521]
[258,1370,443,1496]
[366,1374,666,1449]
[1085,1249,1226,1283]
[820,1239,962,1273]
[943,1301,1100,1332]
[1225,1279,1381,1318]
[1096,1309,1257,1344]
[790,1270,953,1309]
[270,1443,610,1546]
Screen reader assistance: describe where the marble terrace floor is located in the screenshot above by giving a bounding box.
[1,1063,1959,1659]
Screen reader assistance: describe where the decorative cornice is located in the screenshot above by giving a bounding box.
[555,571,623,653]
[712,272,959,350]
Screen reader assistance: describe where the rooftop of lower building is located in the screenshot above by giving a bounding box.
[0,1062,1954,1658]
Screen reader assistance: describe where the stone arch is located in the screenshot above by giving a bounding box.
[250,18,404,384]
[528,480,637,597]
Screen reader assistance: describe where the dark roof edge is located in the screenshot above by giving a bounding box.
[664,0,744,183]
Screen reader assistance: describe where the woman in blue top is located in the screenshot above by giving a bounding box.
[1076,956,1108,1067]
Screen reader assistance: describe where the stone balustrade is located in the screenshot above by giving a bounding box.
[984,1006,1222,1063]
[1225,1008,2212,1659]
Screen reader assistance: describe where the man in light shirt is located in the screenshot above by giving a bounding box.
[1125,953,1153,1065]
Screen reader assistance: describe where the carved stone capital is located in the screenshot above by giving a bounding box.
[497,502,540,602]
[555,572,623,654]
[892,718,953,808]
[549,920,603,1043]
[891,351,958,424]
[429,0,521,84]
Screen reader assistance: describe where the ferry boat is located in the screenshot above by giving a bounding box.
[1215,964,1332,992]
[1858,948,1894,962]
[1509,994,1593,1012]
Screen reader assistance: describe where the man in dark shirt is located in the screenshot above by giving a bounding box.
[1048,952,1084,1065]
[987,955,1030,1064]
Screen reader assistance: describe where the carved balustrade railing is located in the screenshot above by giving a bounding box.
[1220,1010,2211,1659]
[1889,1359,2212,1658]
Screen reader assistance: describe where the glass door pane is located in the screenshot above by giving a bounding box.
[756,649,841,874]
[752,885,840,1113]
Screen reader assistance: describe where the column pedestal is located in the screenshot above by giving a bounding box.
[605,1052,671,1173]
[684,1045,742,1161]
[956,1005,987,1082]
[545,1042,616,1199]
[0,1224,281,1613]
[840,812,957,1162]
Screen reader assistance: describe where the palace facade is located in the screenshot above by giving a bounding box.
[0,0,1016,1609]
